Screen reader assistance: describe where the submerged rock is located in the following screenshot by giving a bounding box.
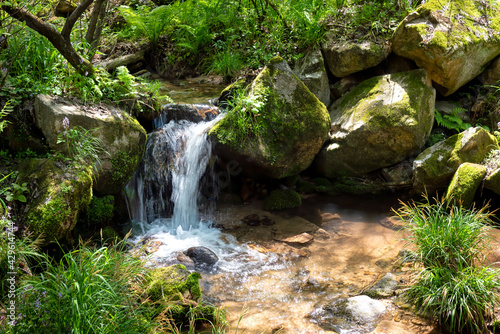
[363,273,399,299]
[445,162,487,206]
[413,127,498,194]
[264,189,302,211]
[392,0,500,96]
[185,246,219,270]
[316,69,435,178]
[209,56,330,179]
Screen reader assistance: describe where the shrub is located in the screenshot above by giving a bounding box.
[395,196,500,333]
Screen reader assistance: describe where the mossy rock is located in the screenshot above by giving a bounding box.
[445,163,486,207]
[392,0,500,96]
[18,159,93,244]
[264,189,302,211]
[316,69,435,178]
[413,127,498,194]
[484,168,500,195]
[209,57,331,179]
[146,264,202,303]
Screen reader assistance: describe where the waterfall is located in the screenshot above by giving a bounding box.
[125,114,222,233]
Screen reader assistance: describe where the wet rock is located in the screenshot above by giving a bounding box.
[310,295,386,333]
[264,189,302,211]
[275,232,314,244]
[381,161,413,184]
[155,103,219,125]
[185,246,219,270]
[363,273,399,298]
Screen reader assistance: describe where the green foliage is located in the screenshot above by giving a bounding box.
[12,241,154,334]
[425,132,447,148]
[87,195,114,225]
[56,118,108,175]
[0,172,29,209]
[434,108,472,133]
[395,196,500,333]
[0,100,12,133]
[119,5,172,48]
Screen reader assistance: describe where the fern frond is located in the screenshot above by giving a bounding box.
[0,100,13,133]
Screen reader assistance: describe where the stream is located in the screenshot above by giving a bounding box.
[125,79,442,334]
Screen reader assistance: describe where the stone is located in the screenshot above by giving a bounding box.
[18,159,93,244]
[345,295,386,324]
[392,0,500,96]
[364,273,399,298]
[34,94,147,195]
[155,103,219,126]
[293,49,331,107]
[480,56,500,85]
[316,69,435,178]
[275,232,314,244]
[322,36,391,77]
[484,167,500,194]
[209,57,331,179]
[435,100,470,123]
[184,246,219,270]
[381,161,413,184]
[413,127,498,194]
[445,163,487,206]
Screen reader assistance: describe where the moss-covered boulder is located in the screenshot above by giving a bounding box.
[144,264,214,325]
[392,0,500,96]
[18,159,93,244]
[484,167,500,194]
[413,127,498,194]
[445,163,486,206]
[293,49,331,107]
[322,36,391,77]
[86,195,114,225]
[146,264,202,302]
[209,57,331,179]
[264,189,302,211]
[34,94,147,195]
[315,69,435,178]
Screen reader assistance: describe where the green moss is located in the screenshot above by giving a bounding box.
[87,195,114,225]
[445,163,486,206]
[146,264,202,302]
[264,189,302,211]
[111,150,139,186]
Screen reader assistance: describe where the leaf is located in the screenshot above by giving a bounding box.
[16,194,27,203]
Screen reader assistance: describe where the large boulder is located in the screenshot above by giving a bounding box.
[293,49,331,107]
[413,127,498,194]
[18,159,93,244]
[209,57,331,179]
[322,37,391,77]
[34,94,147,195]
[392,0,500,96]
[315,69,435,178]
[445,163,486,206]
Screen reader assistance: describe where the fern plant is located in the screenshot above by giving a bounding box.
[434,107,471,133]
[119,5,172,49]
[0,100,12,133]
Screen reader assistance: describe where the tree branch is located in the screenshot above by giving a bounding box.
[61,0,94,41]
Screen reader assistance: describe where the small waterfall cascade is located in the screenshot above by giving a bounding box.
[125,111,222,233]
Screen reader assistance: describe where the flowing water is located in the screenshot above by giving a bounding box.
[125,82,442,334]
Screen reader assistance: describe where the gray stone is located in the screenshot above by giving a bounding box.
[345,295,386,324]
[293,49,331,107]
[364,273,399,299]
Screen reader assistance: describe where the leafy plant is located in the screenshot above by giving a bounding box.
[56,117,108,175]
[0,100,12,133]
[119,5,172,49]
[434,108,472,133]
